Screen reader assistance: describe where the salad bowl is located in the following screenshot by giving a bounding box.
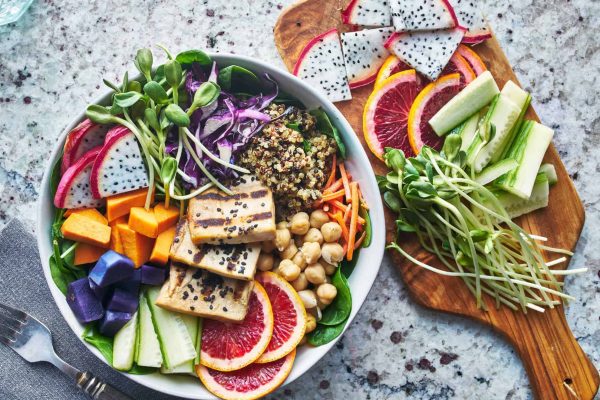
[36,53,386,399]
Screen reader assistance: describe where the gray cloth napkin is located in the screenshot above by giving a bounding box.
[0,220,180,400]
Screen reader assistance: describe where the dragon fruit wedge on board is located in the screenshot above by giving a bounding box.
[448,0,492,44]
[384,27,466,81]
[293,28,352,103]
[341,27,395,89]
[90,128,148,199]
[341,0,392,27]
[54,147,105,209]
[61,119,110,174]
[390,0,458,32]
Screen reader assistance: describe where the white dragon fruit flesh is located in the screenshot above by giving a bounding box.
[448,0,492,44]
[54,147,105,209]
[341,0,392,27]
[341,27,394,89]
[390,0,458,31]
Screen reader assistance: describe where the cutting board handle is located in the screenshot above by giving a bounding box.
[490,306,599,400]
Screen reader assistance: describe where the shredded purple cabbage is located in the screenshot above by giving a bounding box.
[168,64,281,189]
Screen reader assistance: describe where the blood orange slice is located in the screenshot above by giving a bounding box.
[374,55,413,89]
[456,45,487,76]
[197,350,295,400]
[441,53,476,85]
[364,69,422,160]
[407,73,462,154]
[201,283,274,372]
[255,272,306,363]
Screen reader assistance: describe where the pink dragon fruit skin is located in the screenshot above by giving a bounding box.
[54,147,105,209]
[61,119,110,175]
[90,128,149,199]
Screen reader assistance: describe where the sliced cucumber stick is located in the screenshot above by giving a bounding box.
[496,121,554,199]
[539,163,558,185]
[146,287,196,369]
[472,93,522,172]
[113,312,138,371]
[496,173,550,218]
[455,112,481,151]
[493,81,531,163]
[160,315,199,375]
[136,291,163,368]
[429,71,500,136]
[475,158,518,186]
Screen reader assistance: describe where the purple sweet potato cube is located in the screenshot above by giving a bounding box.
[141,264,167,286]
[107,288,139,313]
[98,310,133,337]
[115,268,141,294]
[67,278,104,324]
[88,279,107,300]
[89,250,134,288]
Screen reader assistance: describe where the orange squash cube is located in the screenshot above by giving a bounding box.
[117,223,155,267]
[64,208,108,225]
[74,243,106,265]
[149,226,177,266]
[106,188,154,222]
[154,203,180,233]
[129,207,159,238]
[61,214,111,248]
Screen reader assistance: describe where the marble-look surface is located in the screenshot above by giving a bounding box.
[0,0,599,399]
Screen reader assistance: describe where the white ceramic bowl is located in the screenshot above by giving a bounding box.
[37,53,386,399]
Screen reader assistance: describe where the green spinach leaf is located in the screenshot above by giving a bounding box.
[340,250,360,278]
[175,50,212,66]
[319,267,352,326]
[310,108,347,158]
[218,65,259,92]
[307,317,349,346]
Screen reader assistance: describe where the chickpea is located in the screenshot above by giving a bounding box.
[303,228,324,245]
[298,290,317,309]
[317,298,328,310]
[305,314,317,333]
[317,283,337,306]
[292,250,307,270]
[321,243,344,265]
[305,263,326,285]
[301,242,321,264]
[274,228,291,251]
[280,241,298,260]
[277,221,289,230]
[321,222,342,243]
[256,253,274,271]
[261,240,276,253]
[310,209,330,229]
[291,272,308,291]
[278,259,301,281]
[321,259,337,275]
[290,212,310,235]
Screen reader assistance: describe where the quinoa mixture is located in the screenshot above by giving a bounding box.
[239,104,337,219]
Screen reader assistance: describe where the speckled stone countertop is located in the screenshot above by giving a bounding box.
[0,0,599,399]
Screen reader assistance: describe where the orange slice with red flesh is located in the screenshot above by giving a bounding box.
[407,73,462,154]
[374,55,413,89]
[255,272,306,363]
[456,45,488,76]
[364,69,422,160]
[200,283,274,372]
[197,350,296,400]
[441,53,476,85]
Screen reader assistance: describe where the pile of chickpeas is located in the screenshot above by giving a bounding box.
[257,209,345,338]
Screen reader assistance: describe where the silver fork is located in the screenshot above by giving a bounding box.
[0,302,131,400]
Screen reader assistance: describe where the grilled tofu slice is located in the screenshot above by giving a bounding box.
[187,175,276,245]
[155,263,253,322]
[170,220,260,281]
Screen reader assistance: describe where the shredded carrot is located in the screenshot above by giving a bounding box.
[324,154,337,188]
[343,204,352,223]
[347,182,359,261]
[354,231,367,248]
[328,211,349,242]
[323,178,343,194]
[330,201,365,224]
[321,189,345,202]
[339,163,351,202]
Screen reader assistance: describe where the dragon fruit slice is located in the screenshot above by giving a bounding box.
[384,28,466,81]
[391,0,458,31]
[341,0,392,27]
[61,119,110,174]
[448,0,491,44]
[54,147,104,209]
[103,125,130,144]
[90,129,148,199]
[341,27,394,89]
[293,28,352,103]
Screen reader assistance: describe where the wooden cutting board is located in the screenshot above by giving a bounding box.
[274,1,600,399]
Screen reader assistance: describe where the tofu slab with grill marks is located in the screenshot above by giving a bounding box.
[170,220,260,281]
[155,263,253,322]
[187,175,276,245]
